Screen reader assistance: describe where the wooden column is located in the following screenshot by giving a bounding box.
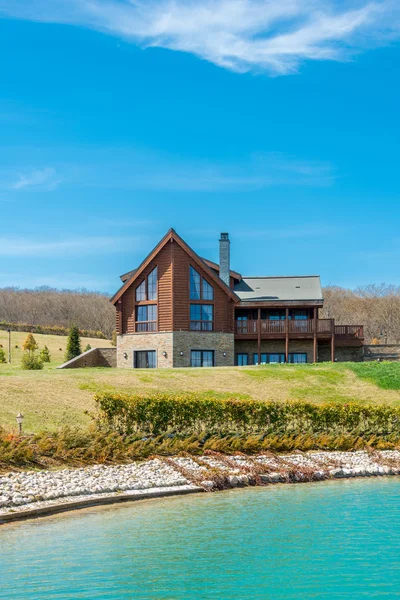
[257,308,261,364]
[285,308,289,363]
[313,307,318,363]
[331,319,335,362]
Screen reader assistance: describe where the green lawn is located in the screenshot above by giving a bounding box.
[1,336,400,433]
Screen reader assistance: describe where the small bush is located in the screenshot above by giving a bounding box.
[0,348,6,363]
[84,344,92,352]
[21,352,43,370]
[39,345,51,363]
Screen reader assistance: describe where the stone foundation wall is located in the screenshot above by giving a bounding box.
[363,345,400,362]
[173,332,234,367]
[318,343,364,363]
[117,333,173,368]
[234,340,314,364]
[57,348,116,369]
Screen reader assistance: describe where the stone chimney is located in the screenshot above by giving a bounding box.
[219,233,230,287]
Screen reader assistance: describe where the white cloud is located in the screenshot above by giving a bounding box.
[0,0,399,74]
[10,167,62,191]
[0,235,146,257]
[80,150,336,190]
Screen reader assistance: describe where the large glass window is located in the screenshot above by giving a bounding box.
[135,280,146,301]
[136,267,157,302]
[191,350,215,368]
[135,350,157,368]
[202,279,214,300]
[147,267,157,300]
[190,304,213,331]
[237,353,248,366]
[136,305,157,331]
[254,353,286,364]
[190,267,201,300]
[190,266,214,300]
[289,353,307,364]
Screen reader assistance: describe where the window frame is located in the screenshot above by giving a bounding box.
[189,266,214,301]
[190,350,215,368]
[135,304,157,332]
[253,353,286,365]
[134,350,157,369]
[190,304,214,331]
[288,353,308,364]
[236,353,249,366]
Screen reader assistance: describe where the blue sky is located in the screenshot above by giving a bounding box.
[0,0,399,293]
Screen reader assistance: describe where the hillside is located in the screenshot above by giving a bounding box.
[1,283,400,343]
[0,359,399,433]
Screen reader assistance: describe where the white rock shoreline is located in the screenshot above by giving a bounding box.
[1,450,400,522]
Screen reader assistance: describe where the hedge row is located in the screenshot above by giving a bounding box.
[0,321,107,339]
[94,393,400,437]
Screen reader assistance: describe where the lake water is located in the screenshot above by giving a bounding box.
[1,478,400,599]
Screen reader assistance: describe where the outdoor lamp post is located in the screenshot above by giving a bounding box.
[7,328,11,363]
[16,412,24,435]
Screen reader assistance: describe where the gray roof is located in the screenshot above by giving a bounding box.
[234,276,323,302]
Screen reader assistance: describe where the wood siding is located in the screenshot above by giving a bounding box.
[121,243,173,333]
[118,238,234,335]
[172,240,234,333]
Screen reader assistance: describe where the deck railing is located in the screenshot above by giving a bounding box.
[235,319,363,338]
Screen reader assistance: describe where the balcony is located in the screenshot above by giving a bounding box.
[235,319,363,339]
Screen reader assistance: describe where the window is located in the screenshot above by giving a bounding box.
[147,267,157,300]
[253,353,286,365]
[136,305,157,331]
[135,350,157,368]
[136,280,146,301]
[293,310,308,321]
[190,266,201,300]
[136,267,157,302]
[202,279,214,300]
[190,266,214,300]
[237,353,248,366]
[190,304,213,331]
[191,350,215,368]
[289,353,307,364]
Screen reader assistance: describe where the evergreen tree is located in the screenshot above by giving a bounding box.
[0,348,6,363]
[39,345,51,363]
[111,330,117,346]
[23,333,38,353]
[65,325,82,361]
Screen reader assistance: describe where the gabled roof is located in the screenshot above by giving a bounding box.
[200,257,242,282]
[234,276,323,302]
[111,228,240,304]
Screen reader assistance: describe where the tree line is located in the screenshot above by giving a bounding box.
[0,284,399,344]
[321,284,400,344]
[0,287,115,339]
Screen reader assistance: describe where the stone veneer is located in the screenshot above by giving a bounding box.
[117,332,234,368]
[117,333,174,368]
[173,332,234,368]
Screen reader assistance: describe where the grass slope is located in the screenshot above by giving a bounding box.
[0,349,399,433]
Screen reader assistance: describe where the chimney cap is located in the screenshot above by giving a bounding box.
[220,232,229,240]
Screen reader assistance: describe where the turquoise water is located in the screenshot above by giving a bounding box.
[1,478,400,599]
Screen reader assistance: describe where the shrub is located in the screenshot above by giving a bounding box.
[39,345,51,363]
[111,330,117,346]
[94,393,400,440]
[23,333,38,353]
[84,343,92,352]
[65,325,81,361]
[21,352,43,370]
[0,348,6,363]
